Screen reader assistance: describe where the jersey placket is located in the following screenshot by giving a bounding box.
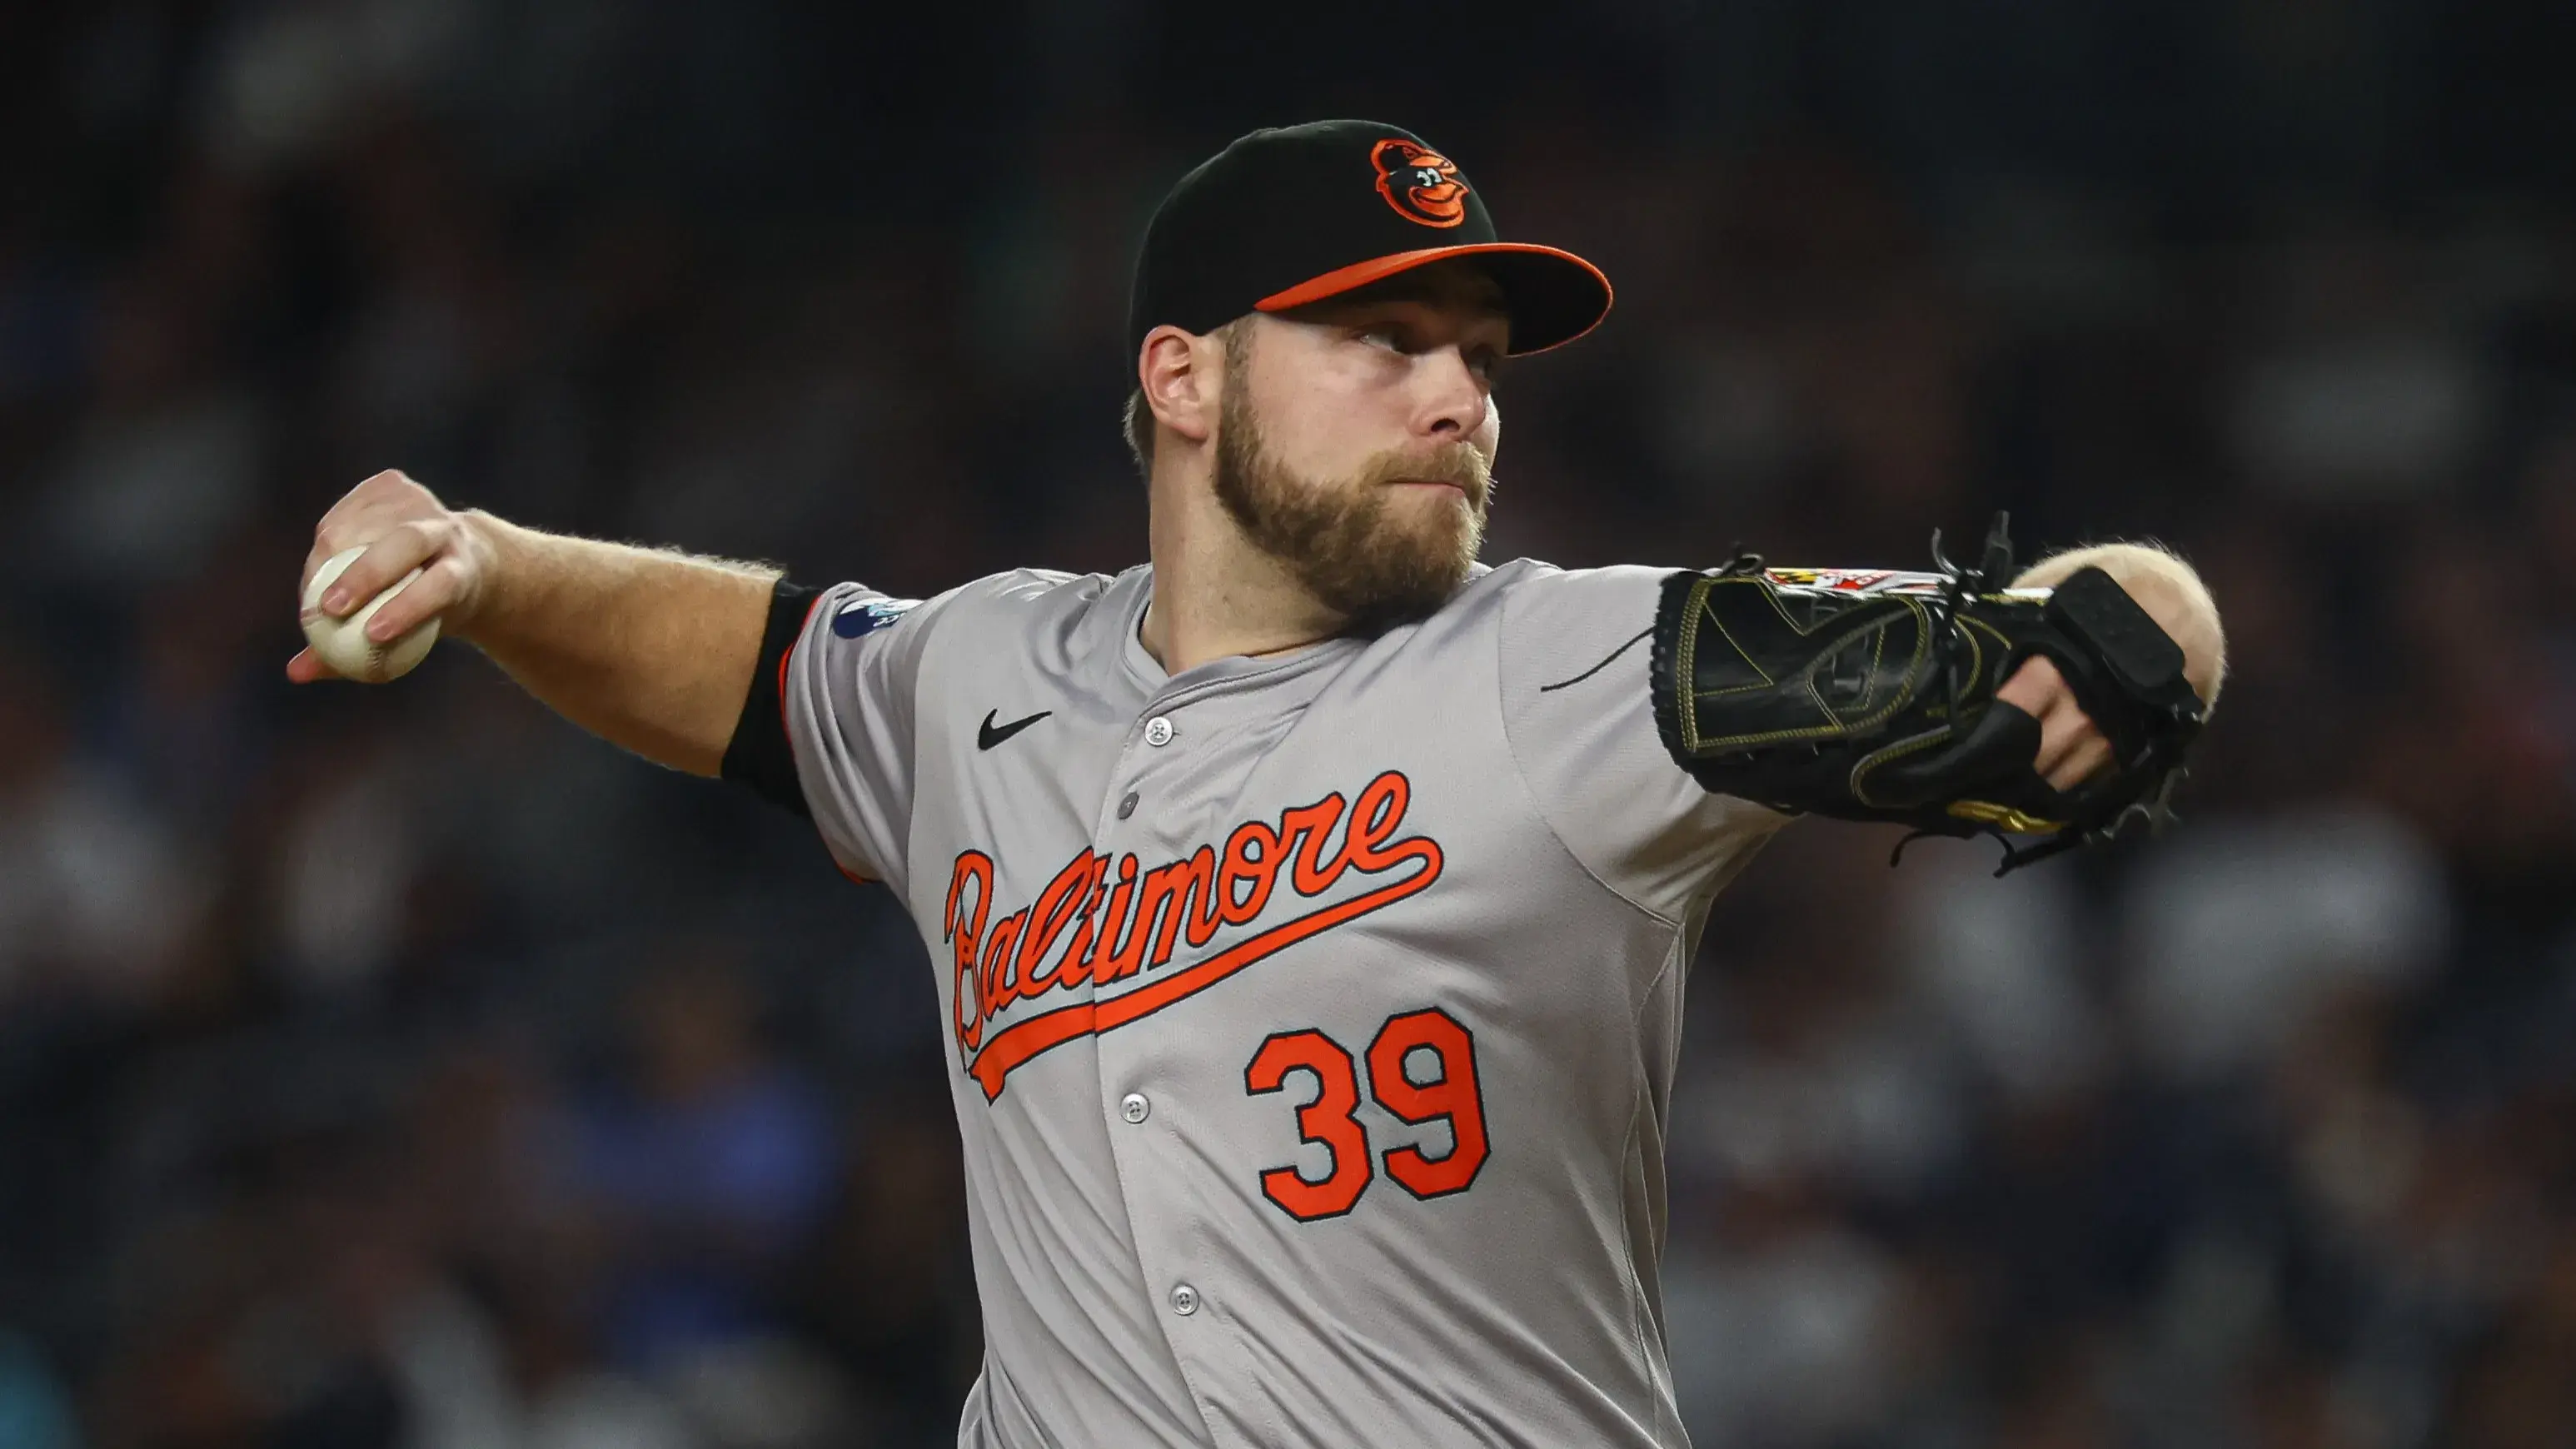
[1089,653,1347,1449]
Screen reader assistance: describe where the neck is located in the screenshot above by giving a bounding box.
[1139,461,1346,675]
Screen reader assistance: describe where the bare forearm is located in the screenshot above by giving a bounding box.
[456,511,778,776]
[294,471,785,775]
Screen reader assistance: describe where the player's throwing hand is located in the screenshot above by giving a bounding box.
[289,470,493,683]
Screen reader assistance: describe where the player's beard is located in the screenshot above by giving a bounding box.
[1210,379,1491,631]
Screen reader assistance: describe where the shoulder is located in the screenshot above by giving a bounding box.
[1368,560,1695,693]
[1472,558,1694,634]
[941,566,1110,611]
[1485,557,1692,596]
[802,568,1127,671]
[1472,560,1701,700]
[972,566,1110,604]
[887,565,1146,684]
[888,565,1130,636]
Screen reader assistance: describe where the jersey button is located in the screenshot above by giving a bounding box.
[1144,715,1174,746]
[1168,1283,1199,1317]
[1119,1093,1149,1123]
[1117,792,1139,820]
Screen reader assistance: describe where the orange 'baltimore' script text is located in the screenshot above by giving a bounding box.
[943,769,1443,1099]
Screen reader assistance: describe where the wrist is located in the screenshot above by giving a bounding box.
[449,508,516,641]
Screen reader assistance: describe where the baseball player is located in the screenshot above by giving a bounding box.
[296,121,2224,1447]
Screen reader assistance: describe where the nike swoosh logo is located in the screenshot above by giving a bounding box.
[978,709,1052,751]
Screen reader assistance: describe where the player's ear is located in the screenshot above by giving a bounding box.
[1139,324,1218,447]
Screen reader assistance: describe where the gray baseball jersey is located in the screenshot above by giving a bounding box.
[775,560,1786,1448]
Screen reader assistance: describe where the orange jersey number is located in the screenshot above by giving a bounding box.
[1243,1007,1491,1222]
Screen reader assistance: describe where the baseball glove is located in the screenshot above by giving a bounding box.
[1649,515,2206,873]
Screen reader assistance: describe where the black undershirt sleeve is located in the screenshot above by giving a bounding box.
[719,579,820,819]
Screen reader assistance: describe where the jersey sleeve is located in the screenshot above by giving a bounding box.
[725,578,954,895]
[1497,564,1791,921]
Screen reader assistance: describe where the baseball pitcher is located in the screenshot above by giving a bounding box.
[295,121,2225,1447]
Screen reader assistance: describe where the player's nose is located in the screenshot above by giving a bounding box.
[1413,347,1491,441]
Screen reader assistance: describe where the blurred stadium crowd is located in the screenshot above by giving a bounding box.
[4,2,2576,1447]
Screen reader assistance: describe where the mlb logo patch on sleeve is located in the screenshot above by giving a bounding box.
[831,597,921,640]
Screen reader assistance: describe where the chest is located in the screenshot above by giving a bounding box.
[903,649,1587,1092]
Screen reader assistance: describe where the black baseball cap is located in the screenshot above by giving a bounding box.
[1126,120,1613,361]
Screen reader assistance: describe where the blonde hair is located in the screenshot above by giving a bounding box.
[2016,540,2228,705]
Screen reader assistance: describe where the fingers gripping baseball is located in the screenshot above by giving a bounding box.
[291,471,487,682]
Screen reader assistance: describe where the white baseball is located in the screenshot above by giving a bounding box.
[301,546,440,682]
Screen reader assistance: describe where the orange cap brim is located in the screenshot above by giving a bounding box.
[1253,242,1614,356]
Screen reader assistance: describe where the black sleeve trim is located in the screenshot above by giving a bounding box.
[720,580,821,818]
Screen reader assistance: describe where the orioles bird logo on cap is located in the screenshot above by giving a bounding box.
[1371,138,1469,228]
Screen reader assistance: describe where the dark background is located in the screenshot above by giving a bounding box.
[4,2,2576,1446]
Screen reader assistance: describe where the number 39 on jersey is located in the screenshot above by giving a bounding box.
[1246,1007,1490,1222]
